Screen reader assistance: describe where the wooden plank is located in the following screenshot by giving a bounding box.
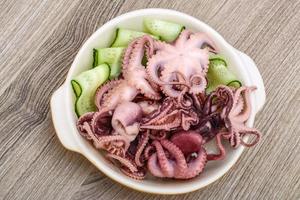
[0,0,299,199]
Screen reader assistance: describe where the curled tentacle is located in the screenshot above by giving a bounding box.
[106,153,138,173]
[239,127,261,147]
[91,110,113,136]
[83,122,129,156]
[95,79,122,110]
[120,166,146,180]
[160,140,188,178]
[181,109,199,131]
[101,80,138,111]
[77,112,95,139]
[134,131,150,167]
[207,132,227,160]
[144,145,155,160]
[189,74,207,94]
[142,97,174,124]
[183,148,207,179]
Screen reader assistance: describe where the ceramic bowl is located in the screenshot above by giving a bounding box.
[51,8,265,194]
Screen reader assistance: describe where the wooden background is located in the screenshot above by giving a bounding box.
[0,0,299,199]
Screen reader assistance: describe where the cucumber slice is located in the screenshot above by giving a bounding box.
[71,80,81,97]
[206,56,241,93]
[71,64,110,116]
[110,28,159,47]
[96,47,125,78]
[227,80,242,88]
[144,18,184,42]
[93,48,98,68]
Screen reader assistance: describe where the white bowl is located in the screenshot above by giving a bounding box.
[50,8,266,194]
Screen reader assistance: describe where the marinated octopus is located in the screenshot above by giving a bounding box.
[76,30,261,180]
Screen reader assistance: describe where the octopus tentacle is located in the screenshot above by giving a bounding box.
[160,140,188,177]
[231,94,245,116]
[83,122,130,156]
[120,167,145,180]
[181,110,199,130]
[147,153,165,177]
[152,140,174,177]
[141,117,181,131]
[142,98,174,125]
[239,127,261,147]
[186,32,218,52]
[183,148,207,179]
[146,52,174,84]
[207,132,227,160]
[106,153,138,173]
[153,40,173,52]
[203,92,217,115]
[174,29,193,48]
[101,80,138,111]
[191,93,205,111]
[134,131,150,167]
[123,35,161,100]
[231,86,256,122]
[144,145,155,160]
[169,131,207,179]
[91,110,113,136]
[189,74,207,94]
[77,112,95,139]
[154,110,179,125]
[177,88,192,109]
[95,79,122,110]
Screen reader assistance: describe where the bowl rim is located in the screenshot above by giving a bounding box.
[60,8,258,194]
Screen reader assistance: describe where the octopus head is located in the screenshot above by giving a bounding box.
[111,102,143,142]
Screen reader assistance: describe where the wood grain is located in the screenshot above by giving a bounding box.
[0,0,299,199]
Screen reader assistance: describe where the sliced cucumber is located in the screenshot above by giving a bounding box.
[96,47,124,78]
[71,64,110,116]
[144,18,184,42]
[110,28,159,47]
[71,80,81,97]
[206,56,241,93]
[227,80,242,88]
[93,48,98,68]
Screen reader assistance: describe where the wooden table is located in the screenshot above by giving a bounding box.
[0,0,299,199]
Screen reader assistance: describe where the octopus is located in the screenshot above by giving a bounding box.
[147,131,207,179]
[206,86,261,160]
[146,30,218,97]
[76,30,262,180]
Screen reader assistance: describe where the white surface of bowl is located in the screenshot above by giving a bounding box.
[51,8,265,194]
